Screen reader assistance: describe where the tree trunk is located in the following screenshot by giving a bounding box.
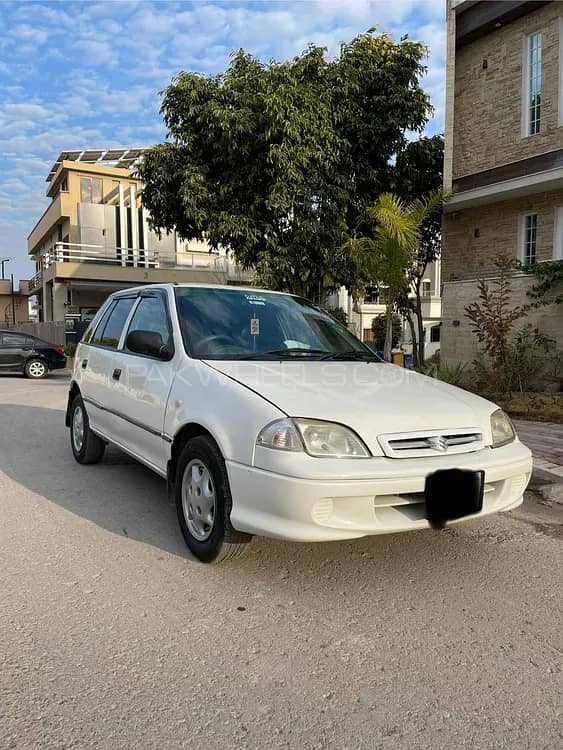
[415,281,425,367]
[383,304,393,362]
[406,312,418,368]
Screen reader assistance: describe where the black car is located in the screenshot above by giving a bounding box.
[0,330,67,379]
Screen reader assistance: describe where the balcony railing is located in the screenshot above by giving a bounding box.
[30,241,252,291]
[42,241,230,270]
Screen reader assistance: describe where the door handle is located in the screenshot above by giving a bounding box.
[112,368,122,381]
[81,359,88,369]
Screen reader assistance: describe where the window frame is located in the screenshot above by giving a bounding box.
[121,289,175,361]
[522,30,542,137]
[518,212,538,265]
[87,297,136,351]
[553,206,563,260]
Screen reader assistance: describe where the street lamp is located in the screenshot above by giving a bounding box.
[0,256,13,280]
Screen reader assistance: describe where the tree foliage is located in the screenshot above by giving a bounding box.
[392,134,444,366]
[523,259,563,306]
[138,31,431,300]
[346,187,446,360]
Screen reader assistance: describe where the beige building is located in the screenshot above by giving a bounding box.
[0,279,31,326]
[28,149,251,324]
[443,0,563,362]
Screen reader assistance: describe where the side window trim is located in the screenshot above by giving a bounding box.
[121,291,175,359]
[85,300,115,345]
[97,297,137,349]
[90,301,117,346]
[117,296,142,350]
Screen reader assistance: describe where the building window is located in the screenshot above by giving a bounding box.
[430,324,441,343]
[521,213,537,264]
[525,31,542,136]
[80,177,103,204]
[422,280,431,297]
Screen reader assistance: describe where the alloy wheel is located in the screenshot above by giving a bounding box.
[28,361,46,378]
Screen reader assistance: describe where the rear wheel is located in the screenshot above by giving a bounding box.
[175,436,252,563]
[24,358,47,379]
[70,395,105,464]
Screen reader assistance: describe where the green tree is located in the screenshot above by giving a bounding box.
[325,307,348,326]
[346,188,446,361]
[371,313,402,351]
[138,31,431,301]
[392,135,444,366]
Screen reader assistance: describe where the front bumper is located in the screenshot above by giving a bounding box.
[226,441,532,541]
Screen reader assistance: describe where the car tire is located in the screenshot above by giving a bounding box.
[24,358,48,379]
[175,435,252,563]
[70,394,105,464]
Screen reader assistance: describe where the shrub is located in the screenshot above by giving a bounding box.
[64,341,77,358]
[418,359,466,386]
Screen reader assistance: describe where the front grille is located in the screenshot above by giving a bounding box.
[379,429,484,458]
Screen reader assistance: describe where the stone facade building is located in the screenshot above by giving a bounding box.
[443,0,563,363]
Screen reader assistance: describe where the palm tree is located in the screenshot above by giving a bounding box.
[346,188,447,362]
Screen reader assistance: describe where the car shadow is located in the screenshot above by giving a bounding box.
[0,403,189,559]
[0,402,540,587]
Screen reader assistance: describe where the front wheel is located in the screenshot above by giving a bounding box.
[175,436,252,563]
[24,358,47,379]
[70,395,105,464]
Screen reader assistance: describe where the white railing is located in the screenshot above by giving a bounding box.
[31,270,43,290]
[32,241,253,286]
[40,241,230,272]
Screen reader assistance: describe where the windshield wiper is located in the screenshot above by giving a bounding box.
[320,350,379,361]
[237,348,330,360]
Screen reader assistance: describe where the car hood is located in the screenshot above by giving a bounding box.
[204,360,498,455]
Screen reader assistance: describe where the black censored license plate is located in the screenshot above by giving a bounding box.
[425,469,484,527]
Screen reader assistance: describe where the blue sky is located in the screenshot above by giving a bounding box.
[0,0,446,282]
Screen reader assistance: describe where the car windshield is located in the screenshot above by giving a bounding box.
[174,287,379,361]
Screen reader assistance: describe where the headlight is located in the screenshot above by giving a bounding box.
[490,409,515,448]
[256,418,370,458]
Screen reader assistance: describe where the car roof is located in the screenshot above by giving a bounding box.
[112,283,296,298]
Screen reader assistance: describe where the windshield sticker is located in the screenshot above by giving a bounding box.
[250,317,260,336]
[244,294,266,306]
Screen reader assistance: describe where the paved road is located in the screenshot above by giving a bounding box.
[513,419,563,477]
[1,374,562,750]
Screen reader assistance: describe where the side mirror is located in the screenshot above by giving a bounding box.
[126,330,171,360]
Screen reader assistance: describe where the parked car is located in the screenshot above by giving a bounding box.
[0,330,67,378]
[66,284,532,563]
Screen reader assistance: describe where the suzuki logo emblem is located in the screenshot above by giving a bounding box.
[428,436,449,452]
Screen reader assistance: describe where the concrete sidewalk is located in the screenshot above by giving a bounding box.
[513,419,563,478]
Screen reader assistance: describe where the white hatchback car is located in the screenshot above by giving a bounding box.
[67,284,532,563]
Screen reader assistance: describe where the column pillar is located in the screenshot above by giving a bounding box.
[118,183,127,266]
[129,185,138,266]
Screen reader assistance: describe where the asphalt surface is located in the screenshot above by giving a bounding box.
[1,373,562,750]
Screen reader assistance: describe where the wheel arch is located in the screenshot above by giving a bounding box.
[167,422,222,488]
[65,381,81,427]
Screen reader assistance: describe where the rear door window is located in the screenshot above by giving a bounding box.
[96,298,136,349]
[90,303,116,346]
